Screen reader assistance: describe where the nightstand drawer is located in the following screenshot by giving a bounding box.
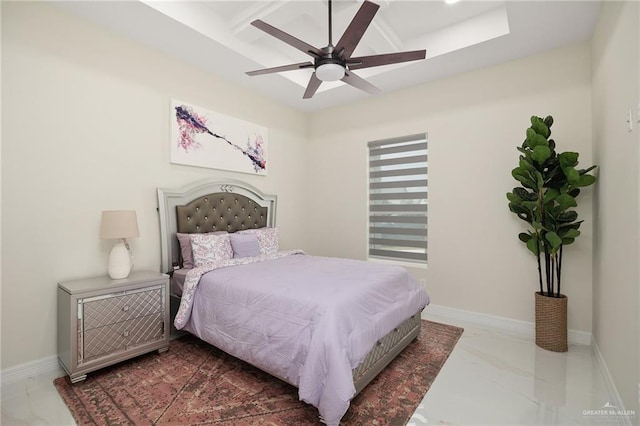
[83,286,163,330]
[81,313,164,362]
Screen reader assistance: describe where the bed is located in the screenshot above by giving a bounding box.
[157,178,430,425]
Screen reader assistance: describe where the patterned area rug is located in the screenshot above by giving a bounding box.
[54,320,463,425]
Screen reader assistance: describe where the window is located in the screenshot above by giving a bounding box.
[368,133,428,264]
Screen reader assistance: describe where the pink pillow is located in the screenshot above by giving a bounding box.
[240,227,279,255]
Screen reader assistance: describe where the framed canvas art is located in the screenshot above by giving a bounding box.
[170,100,268,175]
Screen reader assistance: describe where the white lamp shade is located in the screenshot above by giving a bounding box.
[100,210,139,239]
[108,241,132,279]
[316,63,345,82]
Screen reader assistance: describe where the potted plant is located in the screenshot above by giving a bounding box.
[507,115,596,352]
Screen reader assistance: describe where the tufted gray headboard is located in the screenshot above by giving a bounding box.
[157,179,276,273]
[176,193,268,234]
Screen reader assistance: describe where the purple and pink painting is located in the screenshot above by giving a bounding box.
[170,100,268,175]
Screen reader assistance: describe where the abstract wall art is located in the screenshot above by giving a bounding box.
[170,100,268,175]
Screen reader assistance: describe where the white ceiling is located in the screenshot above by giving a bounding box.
[52,0,602,112]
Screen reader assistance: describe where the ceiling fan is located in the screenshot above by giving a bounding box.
[246,0,426,99]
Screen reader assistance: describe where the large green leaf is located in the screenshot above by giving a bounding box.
[513,187,537,201]
[533,170,544,188]
[563,166,580,185]
[526,237,540,255]
[543,116,554,128]
[519,157,536,172]
[531,133,548,148]
[519,233,532,243]
[512,169,536,189]
[525,128,537,148]
[558,152,579,168]
[532,145,551,164]
[531,119,550,138]
[557,211,578,223]
[557,221,583,231]
[519,156,533,166]
[506,192,520,203]
[545,232,562,249]
[560,228,580,239]
[578,174,596,187]
[543,188,560,204]
[509,204,533,222]
[556,194,577,210]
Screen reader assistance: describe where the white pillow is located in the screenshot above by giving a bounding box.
[176,231,227,269]
[240,227,279,255]
[190,233,233,267]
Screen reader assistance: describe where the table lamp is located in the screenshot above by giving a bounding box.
[100,210,139,279]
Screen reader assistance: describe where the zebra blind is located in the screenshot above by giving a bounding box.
[368,133,428,263]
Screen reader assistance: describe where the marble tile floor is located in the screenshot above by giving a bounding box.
[0,312,622,425]
[411,311,621,425]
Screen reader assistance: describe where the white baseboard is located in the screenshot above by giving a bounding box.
[424,303,592,346]
[0,355,61,388]
[591,337,633,426]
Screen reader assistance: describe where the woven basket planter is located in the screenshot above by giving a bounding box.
[534,292,568,352]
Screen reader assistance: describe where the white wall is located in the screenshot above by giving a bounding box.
[0,2,309,369]
[307,43,594,333]
[591,0,640,413]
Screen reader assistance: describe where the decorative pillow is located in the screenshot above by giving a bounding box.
[190,233,233,267]
[229,233,260,258]
[240,227,279,255]
[177,232,227,268]
[176,233,196,269]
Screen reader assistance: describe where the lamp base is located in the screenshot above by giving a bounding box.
[108,241,132,280]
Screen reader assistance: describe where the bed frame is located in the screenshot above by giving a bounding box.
[156,178,422,396]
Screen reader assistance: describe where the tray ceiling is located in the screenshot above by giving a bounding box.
[52,1,602,112]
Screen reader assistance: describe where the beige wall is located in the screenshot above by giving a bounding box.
[307,43,594,332]
[1,2,309,369]
[591,0,640,413]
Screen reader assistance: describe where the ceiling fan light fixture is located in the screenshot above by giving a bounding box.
[316,63,345,82]
[246,0,426,99]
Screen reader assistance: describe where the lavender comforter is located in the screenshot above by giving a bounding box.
[175,252,429,425]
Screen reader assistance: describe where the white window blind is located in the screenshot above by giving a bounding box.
[368,133,428,263]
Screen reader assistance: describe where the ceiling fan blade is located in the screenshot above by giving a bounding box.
[251,20,325,58]
[303,73,322,99]
[341,70,380,95]
[334,1,380,59]
[246,62,314,76]
[347,50,426,70]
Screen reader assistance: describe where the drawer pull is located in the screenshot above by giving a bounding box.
[123,330,130,337]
